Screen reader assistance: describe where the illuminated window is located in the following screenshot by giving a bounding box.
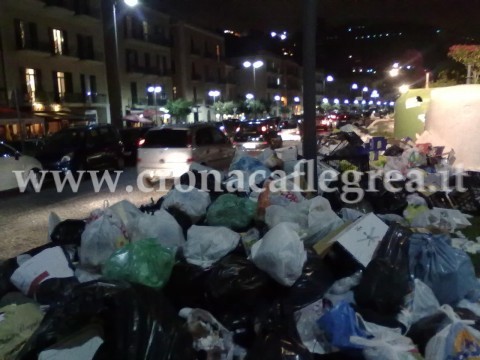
[56,72,65,100]
[142,21,149,40]
[25,68,36,102]
[277,77,281,85]
[52,29,64,54]
[18,20,26,48]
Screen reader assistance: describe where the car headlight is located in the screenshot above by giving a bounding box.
[60,153,73,163]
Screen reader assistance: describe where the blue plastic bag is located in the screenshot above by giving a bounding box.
[316,301,370,349]
[409,233,478,305]
[229,156,271,178]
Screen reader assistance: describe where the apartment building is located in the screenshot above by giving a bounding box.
[171,21,235,123]
[0,0,109,137]
[232,50,303,113]
[116,3,173,122]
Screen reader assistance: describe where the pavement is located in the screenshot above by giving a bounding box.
[0,167,167,260]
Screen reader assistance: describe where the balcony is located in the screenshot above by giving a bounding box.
[31,91,107,105]
[191,73,202,81]
[205,76,217,83]
[78,51,104,63]
[126,65,145,76]
[150,35,172,48]
[43,0,75,15]
[17,41,52,56]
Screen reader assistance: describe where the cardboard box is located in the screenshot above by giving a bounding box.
[313,213,389,267]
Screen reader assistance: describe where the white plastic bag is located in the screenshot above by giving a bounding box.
[109,200,143,236]
[265,205,306,229]
[161,186,211,223]
[10,246,75,296]
[184,225,240,268]
[179,307,234,360]
[295,299,328,354]
[250,222,307,286]
[397,279,440,329]
[48,212,61,241]
[351,331,419,360]
[425,305,480,360]
[80,210,128,267]
[130,209,185,249]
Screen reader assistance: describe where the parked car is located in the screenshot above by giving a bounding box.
[232,120,283,151]
[217,119,240,140]
[119,127,152,165]
[0,141,43,192]
[6,138,45,157]
[279,118,302,141]
[36,124,124,173]
[137,123,235,181]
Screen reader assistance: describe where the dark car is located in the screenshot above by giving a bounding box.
[217,119,240,140]
[119,127,152,165]
[233,121,282,151]
[36,124,124,173]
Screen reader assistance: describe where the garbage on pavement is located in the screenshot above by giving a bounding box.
[4,127,480,359]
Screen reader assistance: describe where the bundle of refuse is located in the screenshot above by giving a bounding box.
[3,144,480,359]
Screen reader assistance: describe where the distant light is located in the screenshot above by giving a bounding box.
[344,100,349,104]
[322,98,329,104]
[359,69,363,72]
[271,31,277,37]
[348,55,353,59]
[389,101,395,106]
[399,84,410,94]
[362,86,368,92]
[253,60,264,68]
[361,100,366,105]
[436,29,441,33]
[368,100,373,105]
[354,100,359,104]
[274,95,281,101]
[351,83,358,90]
[383,102,387,105]
[377,101,382,105]
[393,62,399,68]
[87,91,91,96]
[326,75,334,82]
[389,68,400,77]
[406,65,411,70]
[246,93,254,100]
[280,34,287,40]
[148,86,161,93]
[333,98,339,104]
[294,96,300,102]
[243,61,252,68]
[123,0,138,6]
[208,90,220,97]
[371,90,379,98]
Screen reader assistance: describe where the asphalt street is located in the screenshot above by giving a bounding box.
[0,167,167,260]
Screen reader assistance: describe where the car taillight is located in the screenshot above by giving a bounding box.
[186,158,193,163]
[186,134,193,148]
[236,127,240,132]
[261,126,267,132]
[138,138,145,147]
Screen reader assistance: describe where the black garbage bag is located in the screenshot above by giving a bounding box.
[384,145,404,156]
[206,254,276,311]
[354,224,412,316]
[0,258,18,299]
[406,311,450,355]
[50,219,86,246]
[17,280,196,360]
[165,207,193,238]
[33,277,79,305]
[246,303,314,360]
[323,243,364,280]
[163,260,211,311]
[364,178,408,215]
[139,197,164,214]
[280,253,335,311]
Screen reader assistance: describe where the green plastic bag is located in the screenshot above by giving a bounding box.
[206,194,257,231]
[103,239,174,289]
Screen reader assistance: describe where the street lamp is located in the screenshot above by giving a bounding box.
[208,90,220,103]
[245,93,254,100]
[148,85,162,123]
[101,0,138,128]
[243,60,264,96]
[361,86,368,99]
[294,96,300,103]
[371,90,380,98]
[333,98,339,105]
[323,75,334,93]
[399,84,410,94]
[351,83,358,90]
[274,94,281,116]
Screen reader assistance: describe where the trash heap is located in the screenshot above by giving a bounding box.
[3,135,480,360]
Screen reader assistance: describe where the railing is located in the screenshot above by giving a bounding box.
[150,35,172,47]
[78,51,103,62]
[17,41,52,53]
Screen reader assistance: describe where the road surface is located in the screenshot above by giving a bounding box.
[0,167,167,260]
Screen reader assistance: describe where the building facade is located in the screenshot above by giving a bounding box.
[116,3,173,124]
[171,21,235,123]
[0,0,109,138]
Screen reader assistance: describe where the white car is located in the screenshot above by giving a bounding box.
[0,141,43,192]
[137,124,235,182]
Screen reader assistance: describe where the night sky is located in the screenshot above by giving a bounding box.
[154,0,480,36]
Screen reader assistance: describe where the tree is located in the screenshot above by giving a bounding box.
[448,45,480,84]
[165,99,193,123]
[243,99,265,118]
[212,101,238,119]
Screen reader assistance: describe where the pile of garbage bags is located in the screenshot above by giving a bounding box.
[3,136,480,360]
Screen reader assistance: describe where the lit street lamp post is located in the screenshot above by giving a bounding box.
[323,75,334,93]
[274,94,281,116]
[148,85,161,124]
[208,90,220,104]
[101,0,138,128]
[361,86,368,99]
[243,60,263,97]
